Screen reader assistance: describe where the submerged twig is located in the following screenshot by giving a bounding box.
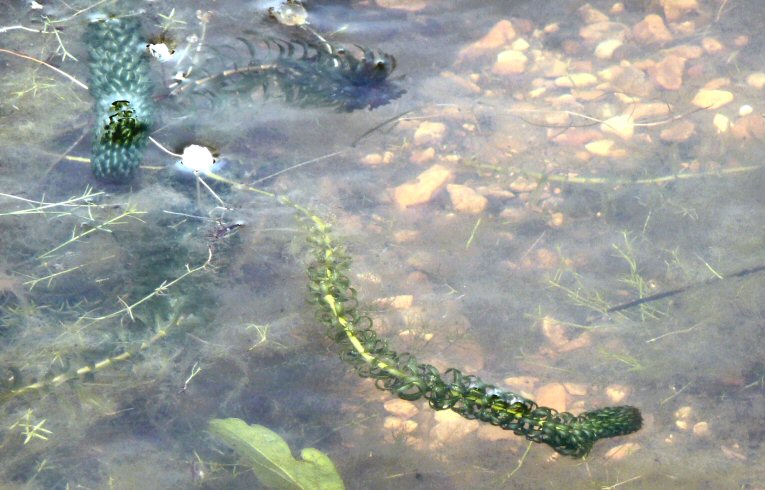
[468,158,764,186]
[606,264,765,314]
[0,48,88,89]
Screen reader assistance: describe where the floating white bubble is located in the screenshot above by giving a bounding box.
[181,144,216,174]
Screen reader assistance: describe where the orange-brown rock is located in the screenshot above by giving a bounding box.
[373,295,414,310]
[503,376,538,394]
[605,384,631,403]
[660,120,695,142]
[579,21,630,42]
[537,57,568,78]
[541,316,569,348]
[631,102,673,120]
[692,421,710,438]
[731,115,765,141]
[536,383,568,412]
[610,65,655,97]
[414,121,447,146]
[550,128,603,147]
[429,410,480,447]
[573,89,606,101]
[665,44,703,59]
[578,3,609,24]
[557,332,592,352]
[383,398,419,419]
[703,77,731,90]
[632,14,673,44]
[564,383,588,396]
[691,88,733,110]
[476,424,522,442]
[555,72,598,88]
[661,0,699,21]
[734,35,749,48]
[650,54,686,90]
[393,164,453,208]
[492,49,528,75]
[447,184,488,214]
[605,442,641,460]
[457,20,517,62]
[702,37,724,55]
[410,147,435,164]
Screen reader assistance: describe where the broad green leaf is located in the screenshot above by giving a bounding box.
[208,418,345,490]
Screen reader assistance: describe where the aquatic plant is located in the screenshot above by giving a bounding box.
[1,7,641,475]
[209,418,345,489]
[0,293,201,403]
[281,196,642,457]
[174,36,405,112]
[86,16,154,183]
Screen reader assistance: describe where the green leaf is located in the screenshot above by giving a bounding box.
[208,418,345,490]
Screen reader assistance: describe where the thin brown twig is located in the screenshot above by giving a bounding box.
[513,106,707,131]
[0,47,88,90]
[470,158,763,186]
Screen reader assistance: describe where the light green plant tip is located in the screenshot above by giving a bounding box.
[9,409,52,445]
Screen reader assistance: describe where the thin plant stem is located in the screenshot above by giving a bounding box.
[0,188,104,216]
[79,247,213,325]
[23,255,116,291]
[468,159,763,186]
[149,136,182,157]
[0,48,88,89]
[196,173,226,206]
[38,208,147,259]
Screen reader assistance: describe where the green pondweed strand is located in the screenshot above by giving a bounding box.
[195,169,643,457]
[277,195,642,457]
[139,163,645,457]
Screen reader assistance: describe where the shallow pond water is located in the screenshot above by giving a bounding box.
[2,0,765,488]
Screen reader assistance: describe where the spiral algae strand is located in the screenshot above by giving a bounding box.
[86,15,155,183]
[278,196,642,457]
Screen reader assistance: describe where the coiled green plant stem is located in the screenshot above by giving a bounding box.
[87,17,154,183]
[281,197,642,457]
